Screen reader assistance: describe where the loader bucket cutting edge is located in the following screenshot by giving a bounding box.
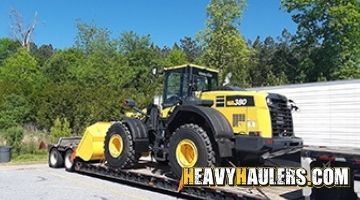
[75,122,112,161]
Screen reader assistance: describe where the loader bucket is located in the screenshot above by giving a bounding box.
[75,122,112,161]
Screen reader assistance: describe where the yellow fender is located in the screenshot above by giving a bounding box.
[75,122,112,161]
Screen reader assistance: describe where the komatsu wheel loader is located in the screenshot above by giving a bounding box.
[49,64,302,178]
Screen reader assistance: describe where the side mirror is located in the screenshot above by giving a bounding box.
[124,98,136,108]
[288,99,299,112]
[151,66,164,76]
[124,98,147,115]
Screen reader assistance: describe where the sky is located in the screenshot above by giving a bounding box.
[0,0,297,49]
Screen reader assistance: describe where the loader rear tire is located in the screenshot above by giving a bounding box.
[104,122,139,169]
[48,148,64,168]
[168,123,216,178]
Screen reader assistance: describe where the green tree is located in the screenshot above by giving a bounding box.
[36,27,159,133]
[179,36,202,63]
[0,38,20,65]
[0,47,44,129]
[248,36,276,86]
[273,29,301,83]
[117,31,159,105]
[36,48,85,131]
[0,48,41,93]
[118,31,158,67]
[118,31,152,54]
[0,94,31,128]
[75,21,117,54]
[4,126,24,154]
[247,29,304,86]
[200,0,251,86]
[160,48,188,67]
[35,83,78,130]
[43,48,84,83]
[74,51,127,87]
[282,0,360,80]
[31,44,55,66]
[50,117,72,142]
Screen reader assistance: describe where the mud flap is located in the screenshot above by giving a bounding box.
[355,180,360,199]
[301,157,313,199]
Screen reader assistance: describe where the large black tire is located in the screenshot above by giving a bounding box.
[64,149,75,172]
[48,148,64,168]
[104,122,139,168]
[168,123,216,178]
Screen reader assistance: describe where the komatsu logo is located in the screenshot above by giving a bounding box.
[182,167,350,187]
[234,98,247,106]
[226,95,255,107]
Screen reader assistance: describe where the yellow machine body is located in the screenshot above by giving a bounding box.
[75,122,112,161]
[160,90,272,138]
[199,91,272,138]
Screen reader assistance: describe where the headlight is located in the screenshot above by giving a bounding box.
[247,120,256,128]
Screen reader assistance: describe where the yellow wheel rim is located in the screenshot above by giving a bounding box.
[176,139,198,167]
[109,134,123,158]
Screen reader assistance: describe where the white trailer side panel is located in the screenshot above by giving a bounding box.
[254,80,360,148]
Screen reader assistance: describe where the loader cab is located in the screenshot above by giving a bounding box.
[163,64,219,105]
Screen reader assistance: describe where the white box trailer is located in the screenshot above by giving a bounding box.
[254,79,360,148]
[254,79,360,199]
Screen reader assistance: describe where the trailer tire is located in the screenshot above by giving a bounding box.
[168,123,216,178]
[48,148,64,168]
[64,149,75,172]
[104,122,139,169]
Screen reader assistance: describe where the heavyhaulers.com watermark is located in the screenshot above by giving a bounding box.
[182,167,350,187]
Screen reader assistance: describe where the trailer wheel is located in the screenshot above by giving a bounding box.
[64,149,75,172]
[104,122,139,168]
[168,123,216,178]
[48,148,64,168]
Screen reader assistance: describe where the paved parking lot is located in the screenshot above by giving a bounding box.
[0,164,179,200]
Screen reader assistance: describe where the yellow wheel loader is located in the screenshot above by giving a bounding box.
[49,64,302,180]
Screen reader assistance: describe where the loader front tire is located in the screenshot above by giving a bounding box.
[168,123,216,178]
[104,122,139,169]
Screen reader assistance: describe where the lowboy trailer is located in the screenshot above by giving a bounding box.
[49,136,302,200]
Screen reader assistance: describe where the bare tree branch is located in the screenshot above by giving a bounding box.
[9,8,38,50]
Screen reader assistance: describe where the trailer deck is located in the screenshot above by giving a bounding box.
[302,146,360,162]
[74,156,301,200]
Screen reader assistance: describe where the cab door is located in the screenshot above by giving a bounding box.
[160,68,188,118]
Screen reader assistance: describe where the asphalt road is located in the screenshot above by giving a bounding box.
[0,163,181,200]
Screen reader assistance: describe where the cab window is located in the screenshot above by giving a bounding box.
[193,73,218,91]
[164,72,182,102]
[194,75,208,91]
